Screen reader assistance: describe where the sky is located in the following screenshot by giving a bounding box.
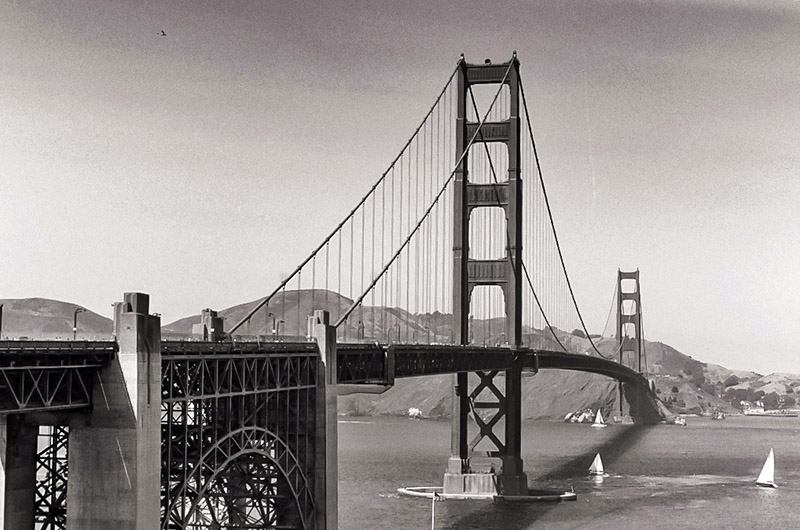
[1,0,798,374]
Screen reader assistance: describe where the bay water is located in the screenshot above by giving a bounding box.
[339,415,800,529]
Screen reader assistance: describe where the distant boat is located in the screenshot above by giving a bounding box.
[756,448,777,488]
[408,407,422,420]
[591,410,607,428]
[589,453,604,476]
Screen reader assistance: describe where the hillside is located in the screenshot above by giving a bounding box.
[339,369,621,422]
[162,289,453,343]
[163,290,356,339]
[0,298,112,340]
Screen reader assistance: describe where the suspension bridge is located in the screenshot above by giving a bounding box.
[0,53,661,529]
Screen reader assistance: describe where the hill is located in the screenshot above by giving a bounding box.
[0,297,112,340]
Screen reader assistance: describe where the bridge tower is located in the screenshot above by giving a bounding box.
[445,55,527,496]
[616,269,644,415]
[616,269,643,373]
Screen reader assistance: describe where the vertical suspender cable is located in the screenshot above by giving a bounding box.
[520,78,611,359]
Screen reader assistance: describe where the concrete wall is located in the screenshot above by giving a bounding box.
[0,416,38,530]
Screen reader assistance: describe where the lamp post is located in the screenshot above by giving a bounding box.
[275,319,285,340]
[0,304,3,339]
[268,312,276,338]
[73,307,86,340]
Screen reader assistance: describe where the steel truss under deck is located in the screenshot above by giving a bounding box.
[160,341,318,530]
[35,426,69,530]
[0,341,116,413]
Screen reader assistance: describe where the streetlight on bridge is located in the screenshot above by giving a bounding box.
[73,307,86,340]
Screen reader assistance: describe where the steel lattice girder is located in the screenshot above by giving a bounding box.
[161,343,317,530]
[35,425,69,530]
[467,370,507,455]
[0,341,116,413]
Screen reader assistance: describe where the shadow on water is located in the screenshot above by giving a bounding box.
[443,424,655,530]
[537,423,654,481]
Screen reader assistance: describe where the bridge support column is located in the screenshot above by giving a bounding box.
[498,362,527,495]
[310,310,337,530]
[66,293,160,530]
[0,416,38,530]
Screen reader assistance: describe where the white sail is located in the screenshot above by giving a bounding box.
[589,453,604,475]
[591,409,607,428]
[756,448,777,487]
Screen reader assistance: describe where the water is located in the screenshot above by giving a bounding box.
[339,416,800,529]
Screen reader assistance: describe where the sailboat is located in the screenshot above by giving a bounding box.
[589,453,605,476]
[756,448,777,488]
[591,409,608,428]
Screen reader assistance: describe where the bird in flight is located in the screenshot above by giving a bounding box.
[159,30,167,36]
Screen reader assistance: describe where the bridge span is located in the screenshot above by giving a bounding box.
[336,342,652,387]
[0,299,660,530]
[0,53,663,529]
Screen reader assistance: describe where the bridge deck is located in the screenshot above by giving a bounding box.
[0,339,648,414]
[336,343,648,387]
[0,340,117,413]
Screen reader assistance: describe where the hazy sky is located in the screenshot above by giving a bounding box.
[2,1,798,374]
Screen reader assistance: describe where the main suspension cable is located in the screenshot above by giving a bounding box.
[466,87,569,352]
[228,64,461,336]
[336,60,515,328]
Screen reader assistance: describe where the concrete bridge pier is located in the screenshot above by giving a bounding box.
[0,416,38,530]
[498,362,527,496]
[310,310,338,530]
[66,292,161,530]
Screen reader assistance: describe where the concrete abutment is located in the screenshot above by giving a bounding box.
[66,292,161,530]
[0,416,38,530]
[310,310,338,530]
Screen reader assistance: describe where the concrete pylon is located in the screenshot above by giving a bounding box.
[192,308,224,341]
[309,310,337,530]
[0,416,38,530]
[66,293,161,530]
